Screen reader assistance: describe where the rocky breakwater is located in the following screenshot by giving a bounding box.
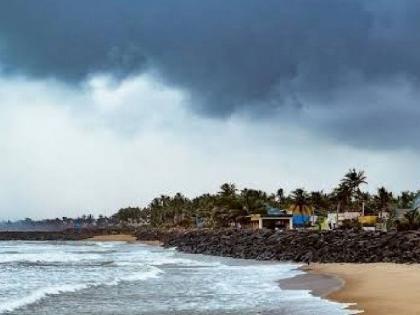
[155,229,420,263]
[135,227,185,243]
[0,230,100,241]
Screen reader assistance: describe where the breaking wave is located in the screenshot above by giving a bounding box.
[0,265,163,313]
[0,284,89,313]
[0,252,102,264]
[0,241,353,315]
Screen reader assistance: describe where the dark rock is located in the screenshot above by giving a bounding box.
[135,228,420,264]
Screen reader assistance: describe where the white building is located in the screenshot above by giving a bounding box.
[327,211,361,229]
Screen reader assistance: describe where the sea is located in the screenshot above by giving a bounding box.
[0,241,352,314]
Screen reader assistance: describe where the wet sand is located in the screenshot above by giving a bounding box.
[88,237,418,313]
[88,235,420,314]
[87,234,163,245]
[137,240,163,246]
[279,272,344,298]
[307,263,420,315]
[87,234,137,242]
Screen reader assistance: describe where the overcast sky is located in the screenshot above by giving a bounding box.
[0,0,419,219]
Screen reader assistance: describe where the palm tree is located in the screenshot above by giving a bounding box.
[398,191,414,209]
[172,192,188,225]
[149,197,165,227]
[276,188,285,206]
[374,187,393,222]
[290,188,311,214]
[310,191,330,216]
[332,183,351,213]
[358,191,372,215]
[193,194,216,227]
[341,168,367,211]
[240,188,267,215]
[341,169,367,191]
[404,210,419,229]
[219,183,237,197]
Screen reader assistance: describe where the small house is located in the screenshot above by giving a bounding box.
[327,211,361,229]
[244,213,293,230]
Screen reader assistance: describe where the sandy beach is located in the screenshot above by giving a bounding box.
[87,234,137,242]
[89,234,420,314]
[306,263,420,315]
[279,272,344,298]
[87,234,163,246]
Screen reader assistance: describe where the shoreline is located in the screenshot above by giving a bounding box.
[5,230,420,314]
[302,263,420,315]
[88,236,351,313]
[279,270,345,299]
[135,238,355,313]
[86,234,137,242]
[87,234,163,246]
[134,232,420,314]
[278,266,356,314]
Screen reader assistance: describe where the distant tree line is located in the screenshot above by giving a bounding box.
[2,169,419,231]
[0,214,117,231]
[114,169,419,229]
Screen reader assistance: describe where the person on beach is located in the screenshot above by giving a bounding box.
[304,251,313,265]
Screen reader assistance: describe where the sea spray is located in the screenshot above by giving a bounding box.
[0,241,352,315]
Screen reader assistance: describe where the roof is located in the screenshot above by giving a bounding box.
[266,207,288,216]
[247,214,292,221]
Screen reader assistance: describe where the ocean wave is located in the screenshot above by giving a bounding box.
[0,265,163,314]
[0,284,89,313]
[0,252,102,264]
[152,257,221,267]
[92,241,127,247]
[106,265,164,285]
[4,260,115,268]
[113,257,212,267]
[70,249,118,254]
[120,249,222,267]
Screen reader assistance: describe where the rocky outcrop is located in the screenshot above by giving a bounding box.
[135,227,185,243]
[0,230,102,241]
[138,228,420,264]
[135,227,166,242]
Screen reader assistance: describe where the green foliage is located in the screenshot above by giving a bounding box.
[104,169,417,230]
[397,191,416,209]
[290,188,311,213]
[340,219,362,230]
[310,191,330,216]
[373,187,393,221]
[315,215,327,231]
[113,207,144,223]
[404,210,420,225]
[385,209,397,231]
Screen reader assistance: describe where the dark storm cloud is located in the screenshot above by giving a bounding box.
[0,0,419,149]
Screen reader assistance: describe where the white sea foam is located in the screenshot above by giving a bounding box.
[0,265,163,314]
[0,252,102,263]
[93,241,126,248]
[106,265,164,285]
[0,284,89,313]
[119,248,222,267]
[116,256,219,267]
[0,241,353,315]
